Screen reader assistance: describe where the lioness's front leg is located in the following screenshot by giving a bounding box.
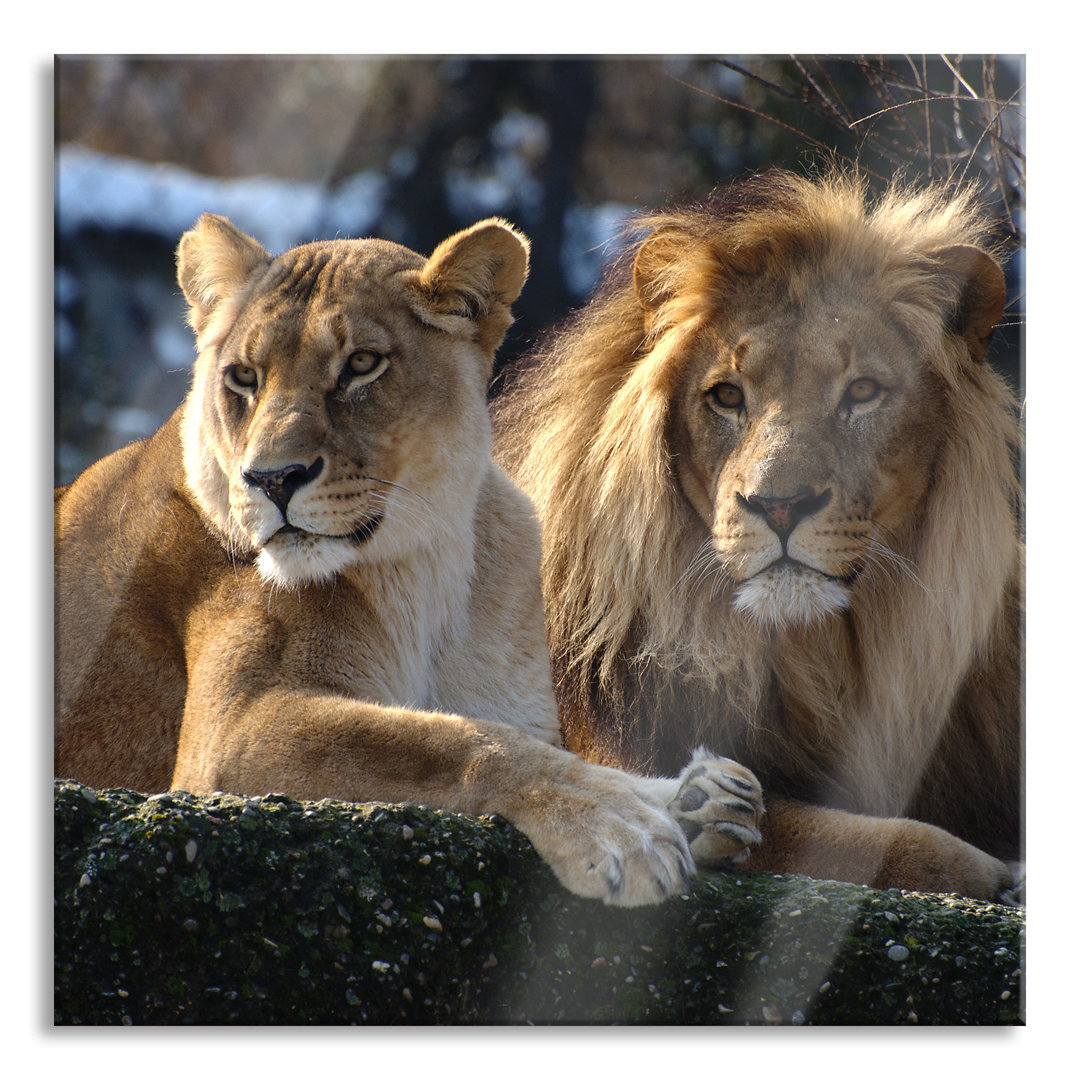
[172,688,693,908]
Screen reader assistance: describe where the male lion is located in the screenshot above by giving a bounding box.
[494,171,1022,900]
[55,213,764,907]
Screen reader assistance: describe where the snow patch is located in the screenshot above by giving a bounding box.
[55,145,386,252]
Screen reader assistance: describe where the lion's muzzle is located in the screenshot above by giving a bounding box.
[242,456,325,517]
[739,487,832,543]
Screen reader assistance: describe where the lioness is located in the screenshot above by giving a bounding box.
[55,213,763,906]
[494,171,1022,900]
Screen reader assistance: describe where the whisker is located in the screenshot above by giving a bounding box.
[365,479,449,542]
[369,476,437,512]
[862,533,946,619]
[673,537,727,599]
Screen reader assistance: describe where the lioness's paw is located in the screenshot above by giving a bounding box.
[668,749,765,866]
[525,767,694,907]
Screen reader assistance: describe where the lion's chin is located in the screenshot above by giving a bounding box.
[732,562,850,630]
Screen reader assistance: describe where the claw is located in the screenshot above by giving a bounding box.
[721,772,759,795]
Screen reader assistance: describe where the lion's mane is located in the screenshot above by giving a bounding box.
[494,170,1021,846]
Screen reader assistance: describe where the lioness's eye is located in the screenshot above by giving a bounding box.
[709,382,744,410]
[345,351,388,383]
[226,364,258,391]
[845,378,881,404]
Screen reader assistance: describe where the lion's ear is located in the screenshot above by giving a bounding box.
[410,218,530,354]
[633,226,688,311]
[930,244,1007,363]
[633,225,722,331]
[177,213,271,338]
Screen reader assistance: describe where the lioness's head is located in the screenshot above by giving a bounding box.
[630,173,1008,630]
[177,213,529,587]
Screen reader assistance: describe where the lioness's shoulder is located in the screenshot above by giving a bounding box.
[466,462,547,646]
[427,461,556,740]
[475,462,544,562]
[56,410,185,541]
[55,409,230,619]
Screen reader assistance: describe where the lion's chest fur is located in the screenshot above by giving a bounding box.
[588,582,1018,845]
[196,541,479,714]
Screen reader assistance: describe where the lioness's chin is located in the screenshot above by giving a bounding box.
[254,533,365,588]
[732,563,850,629]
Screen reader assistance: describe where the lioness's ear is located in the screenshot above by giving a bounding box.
[177,213,271,339]
[633,225,722,332]
[930,244,1007,363]
[410,218,530,353]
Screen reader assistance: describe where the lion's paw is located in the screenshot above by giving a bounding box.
[998,863,1025,907]
[668,749,765,867]
[877,818,1016,900]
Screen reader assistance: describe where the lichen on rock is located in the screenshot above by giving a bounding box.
[53,780,1023,1025]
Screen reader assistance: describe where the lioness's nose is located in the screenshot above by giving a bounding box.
[242,457,324,516]
[741,488,831,541]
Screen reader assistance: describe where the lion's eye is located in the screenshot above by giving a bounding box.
[844,378,881,405]
[344,351,389,384]
[226,364,259,392]
[709,382,744,410]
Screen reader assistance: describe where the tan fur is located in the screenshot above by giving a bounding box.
[54,214,768,907]
[494,170,1022,900]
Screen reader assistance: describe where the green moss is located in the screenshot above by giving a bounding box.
[54,780,1023,1025]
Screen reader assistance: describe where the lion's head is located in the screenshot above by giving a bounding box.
[177,213,529,587]
[495,171,1020,715]
[642,194,1009,632]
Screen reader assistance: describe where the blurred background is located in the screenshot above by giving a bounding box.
[54,54,1025,485]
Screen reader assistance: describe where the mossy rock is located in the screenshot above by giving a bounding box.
[53,779,1023,1025]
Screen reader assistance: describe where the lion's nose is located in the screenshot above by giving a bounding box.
[741,488,831,541]
[242,457,324,517]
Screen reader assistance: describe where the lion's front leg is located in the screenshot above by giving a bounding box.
[634,748,766,867]
[740,797,1015,901]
